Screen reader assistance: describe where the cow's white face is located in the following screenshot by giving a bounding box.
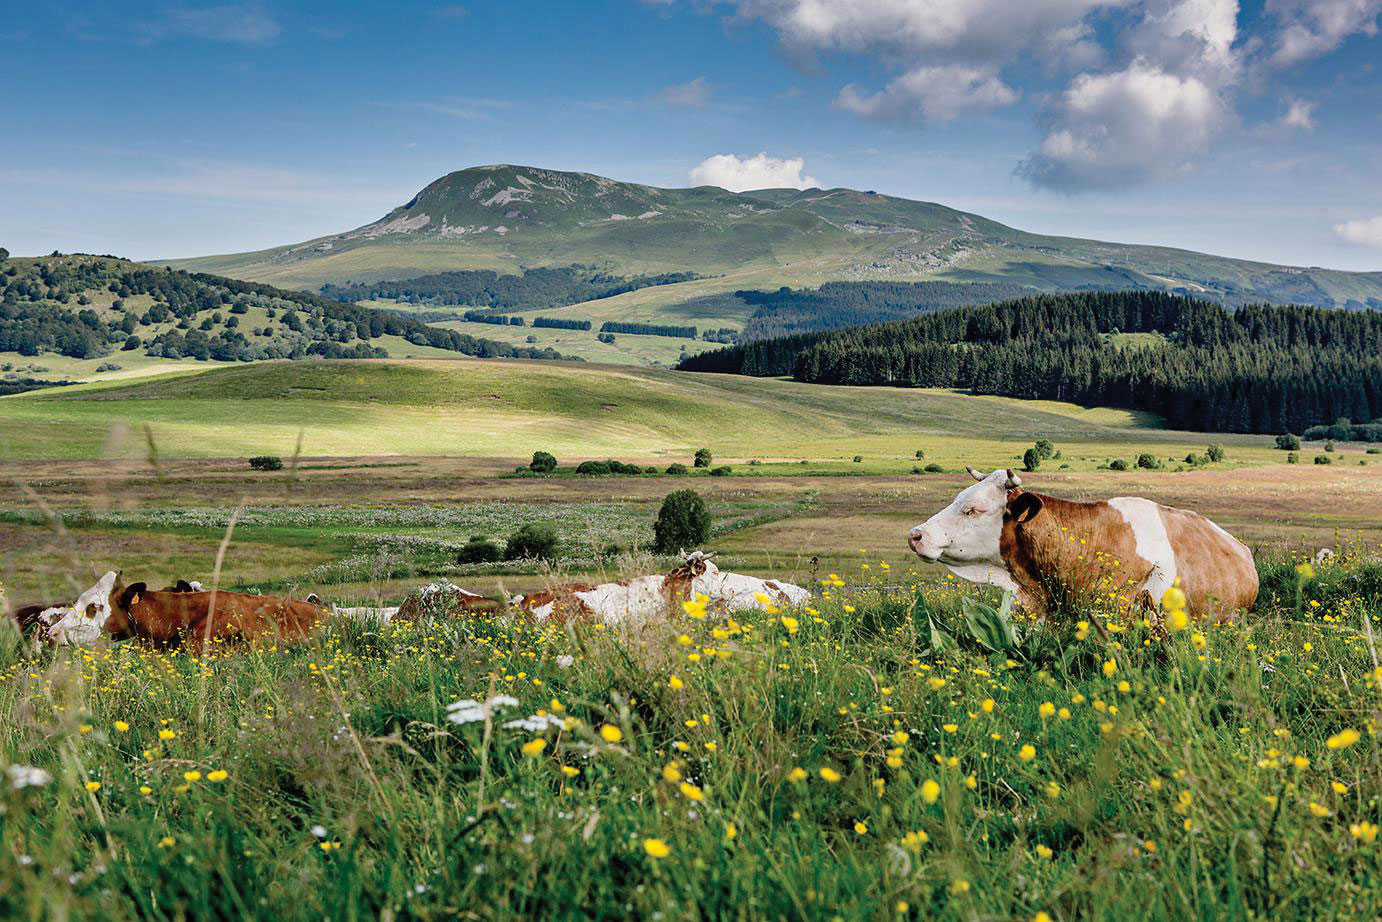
[908,468,1019,567]
[45,571,120,646]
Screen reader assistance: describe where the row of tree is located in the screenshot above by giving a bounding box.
[679,291,1382,434]
[319,267,699,310]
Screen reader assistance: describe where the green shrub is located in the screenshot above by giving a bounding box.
[709,466,732,477]
[665,463,688,475]
[1206,444,1225,463]
[528,451,557,473]
[852,455,863,463]
[1034,438,1055,460]
[505,522,559,561]
[694,448,713,468]
[1314,455,1332,465]
[1022,448,1040,472]
[248,456,283,471]
[653,489,711,554]
[1136,452,1160,470]
[1109,459,1129,471]
[924,463,943,473]
[1275,434,1301,451]
[576,460,612,475]
[915,449,925,459]
[1325,441,1335,452]
[457,535,502,564]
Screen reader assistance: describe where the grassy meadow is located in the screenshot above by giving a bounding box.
[3,357,1382,919]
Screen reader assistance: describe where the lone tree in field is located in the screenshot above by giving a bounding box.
[1206,444,1225,463]
[506,523,559,561]
[694,448,713,468]
[654,489,710,554]
[1022,448,1040,472]
[1275,434,1301,451]
[528,451,557,473]
[1034,438,1055,460]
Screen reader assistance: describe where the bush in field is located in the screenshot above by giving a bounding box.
[1325,441,1336,452]
[1314,454,1332,465]
[1206,444,1225,463]
[665,463,687,475]
[653,489,710,554]
[1022,448,1040,472]
[924,463,943,473]
[709,465,732,477]
[915,449,925,459]
[1275,434,1301,451]
[528,451,557,473]
[576,460,612,475]
[852,455,863,463]
[1287,452,1298,464]
[1034,438,1055,460]
[505,522,559,560]
[1184,452,1206,466]
[1136,452,1160,470]
[694,448,713,468]
[457,535,502,564]
[1109,458,1129,471]
[248,456,283,471]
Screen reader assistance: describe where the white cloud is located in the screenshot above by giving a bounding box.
[145,3,281,43]
[655,77,711,108]
[1281,97,1317,131]
[1267,0,1382,66]
[1334,215,1382,247]
[836,65,1019,121]
[689,153,821,191]
[1018,60,1224,191]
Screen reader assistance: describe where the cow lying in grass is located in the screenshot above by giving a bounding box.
[11,578,204,638]
[907,467,1258,621]
[513,553,811,625]
[43,572,327,647]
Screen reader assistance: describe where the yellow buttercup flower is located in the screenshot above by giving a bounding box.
[1327,728,1360,750]
[599,724,623,743]
[787,767,808,783]
[679,781,705,801]
[819,767,842,783]
[1018,744,1036,762]
[643,838,670,858]
[521,738,547,757]
[921,779,940,804]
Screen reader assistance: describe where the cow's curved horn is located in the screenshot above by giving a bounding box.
[965,466,985,482]
[1004,469,1021,490]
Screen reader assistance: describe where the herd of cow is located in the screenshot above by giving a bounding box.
[4,467,1260,651]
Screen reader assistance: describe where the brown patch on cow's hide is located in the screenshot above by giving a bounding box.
[394,585,502,621]
[1157,506,1259,619]
[119,588,327,649]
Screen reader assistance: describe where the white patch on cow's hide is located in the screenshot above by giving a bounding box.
[692,561,811,612]
[46,571,119,646]
[1108,497,1178,599]
[574,575,670,626]
[335,606,399,625]
[529,601,556,622]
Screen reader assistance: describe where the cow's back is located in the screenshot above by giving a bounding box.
[1157,504,1258,618]
[129,591,326,645]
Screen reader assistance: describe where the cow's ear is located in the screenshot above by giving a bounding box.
[118,582,147,610]
[174,580,194,593]
[1008,492,1043,524]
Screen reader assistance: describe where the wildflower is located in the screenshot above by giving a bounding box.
[927,677,947,691]
[780,616,799,634]
[787,767,808,783]
[207,770,228,783]
[113,721,130,732]
[1018,744,1036,762]
[158,729,176,741]
[1326,728,1361,750]
[1075,621,1090,640]
[7,765,52,790]
[897,902,909,913]
[1102,659,1117,678]
[966,774,977,789]
[819,767,842,783]
[891,730,909,744]
[682,597,708,620]
[643,838,670,858]
[679,782,705,801]
[662,763,682,782]
[139,785,153,795]
[319,841,341,852]
[560,765,580,777]
[724,822,737,841]
[1166,608,1189,631]
[1296,562,1315,581]
[950,880,970,896]
[942,723,958,734]
[668,674,684,690]
[1044,781,1060,798]
[1308,802,1330,817]
[981,698,995,713]
[921,779,940,803]
[1035,844,1054,859]
[1038,701,1055,719]
[1191,632,1206,650]
[158,836,175,848]
[1057,707,1071,720]
[1350,821,1379,843]
[1035,913,1053,922]
[79,724,93,734]
[1332,781,1348,794]
[599,724,624,743]
[676,634,692,646]
[521,738,547,757]
[1161,585,1187,611]
[183,770,201,782]
[854,821,868,834]
[84,781,101,792]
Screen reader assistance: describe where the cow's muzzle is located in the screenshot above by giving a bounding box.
[908,526,941,561]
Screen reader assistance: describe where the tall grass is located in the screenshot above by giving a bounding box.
[1,557,1380,920]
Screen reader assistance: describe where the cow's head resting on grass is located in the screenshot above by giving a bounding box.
[45,571,138,646]
[908,468,1032,592]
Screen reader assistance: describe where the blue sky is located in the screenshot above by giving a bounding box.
[2,0,1380,270]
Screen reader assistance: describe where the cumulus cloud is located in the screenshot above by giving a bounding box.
[655,77,711,108]
[836,65,1019,121]
[1267,0,1382,66]
[144,3,281,43]
[1334,216,1382,247]
[689,153,821,191]
[1017,60,1224,191]
[1280,97,1317,131]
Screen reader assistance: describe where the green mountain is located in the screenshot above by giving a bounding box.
[167,164,1382,314]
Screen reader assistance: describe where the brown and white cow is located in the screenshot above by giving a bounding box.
[44,572,327,647]
[907,468,1258,620]
[11,578,204,638]
[513,553,811,626]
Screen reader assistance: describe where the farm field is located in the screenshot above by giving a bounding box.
[2,358,1381,921]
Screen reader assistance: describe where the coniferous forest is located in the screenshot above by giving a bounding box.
[678,291,1382,434]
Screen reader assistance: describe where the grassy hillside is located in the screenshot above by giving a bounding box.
[0,358,1292,465]
[164,164,1382,309]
